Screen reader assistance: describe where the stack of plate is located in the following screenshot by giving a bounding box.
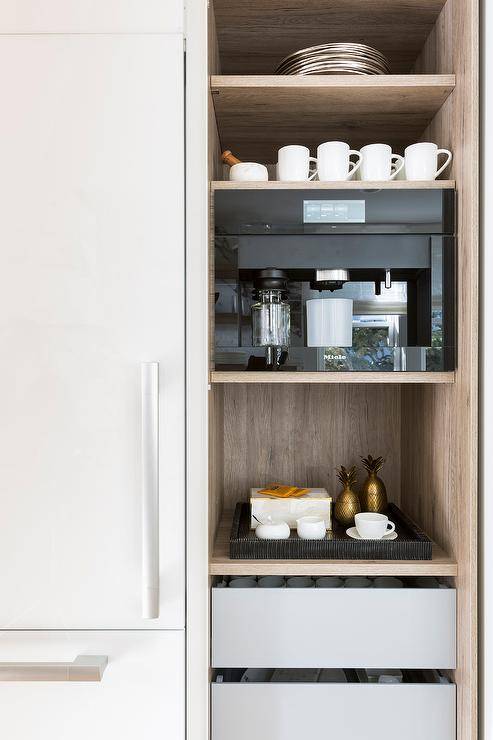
[275,43,390,76]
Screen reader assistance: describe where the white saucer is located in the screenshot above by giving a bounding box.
[346,527,398,541]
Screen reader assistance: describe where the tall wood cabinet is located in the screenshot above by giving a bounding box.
[186,1,478,738]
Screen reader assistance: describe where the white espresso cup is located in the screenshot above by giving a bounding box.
[359,143,404,181]
[317,141,362,182]
[404,142,453,181]
[354,512,396,540]
[278,145,317,182]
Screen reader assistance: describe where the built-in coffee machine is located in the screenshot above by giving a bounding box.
[214,189,455,372]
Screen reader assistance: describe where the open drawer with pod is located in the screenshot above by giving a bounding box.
[211,577,456,669]
[212,669,455,740]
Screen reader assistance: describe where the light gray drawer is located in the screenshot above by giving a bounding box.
[212,682,456,740]
[212,586,456,668]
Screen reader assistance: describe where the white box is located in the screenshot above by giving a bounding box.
[250,488,331,529]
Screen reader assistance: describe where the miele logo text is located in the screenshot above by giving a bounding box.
[327,354,347,360]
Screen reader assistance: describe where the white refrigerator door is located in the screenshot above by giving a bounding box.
[0,35,185,629]
[0,1,183,33]
[0,631,184,740]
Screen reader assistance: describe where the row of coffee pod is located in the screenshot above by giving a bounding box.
[225,141,452,183]
[217,575,405,588]
[216,575,446,589]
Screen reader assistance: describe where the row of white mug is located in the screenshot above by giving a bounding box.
[229,141,453,183]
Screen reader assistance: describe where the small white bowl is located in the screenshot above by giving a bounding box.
[296,515,326,540]
[229,162,269,182]
[255,521,290,540]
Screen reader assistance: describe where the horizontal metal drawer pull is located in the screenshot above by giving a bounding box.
[0,655,108,682]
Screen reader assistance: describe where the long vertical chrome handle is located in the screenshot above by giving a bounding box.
[141,362,160,619]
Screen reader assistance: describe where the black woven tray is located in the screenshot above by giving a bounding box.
[229,502,432,560]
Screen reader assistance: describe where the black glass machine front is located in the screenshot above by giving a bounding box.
[214,189,455,372]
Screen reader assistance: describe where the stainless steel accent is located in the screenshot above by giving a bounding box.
[316,269,350,283]
[0,655,108,682]
[141,361,160,620]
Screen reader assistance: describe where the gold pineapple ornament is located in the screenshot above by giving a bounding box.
[360,455,388,513]
[334,465,361,527]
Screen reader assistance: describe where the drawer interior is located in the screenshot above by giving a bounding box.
[213,668,452,685]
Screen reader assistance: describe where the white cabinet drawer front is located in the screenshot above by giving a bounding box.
[0,631,184,740]
[212,587,456,668]
[0,1,183,33]
[212,682,456,740]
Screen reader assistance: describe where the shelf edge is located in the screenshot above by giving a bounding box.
[211,180,456,190]
[210,371,456,384]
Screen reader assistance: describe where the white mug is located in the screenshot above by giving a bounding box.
[404,142,453,181]
[317,141,362,182]
[229,162,269,182]
[296,516,326,540]
[278,145,317,182]
[359,143,404,181]
[354,512,396,540]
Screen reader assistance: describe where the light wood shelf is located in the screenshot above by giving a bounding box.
[210,371,456,385]
[212,180,456,190]
[211,75,456,161]
[210,513,458,577]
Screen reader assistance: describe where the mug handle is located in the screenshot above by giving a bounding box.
[386,521,396,536]
[308,156,318,181]
[347,150,362,180]
[389,154,405,180]
[435,149,453,178]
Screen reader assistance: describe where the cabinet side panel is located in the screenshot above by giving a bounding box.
[406,2,479,739]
